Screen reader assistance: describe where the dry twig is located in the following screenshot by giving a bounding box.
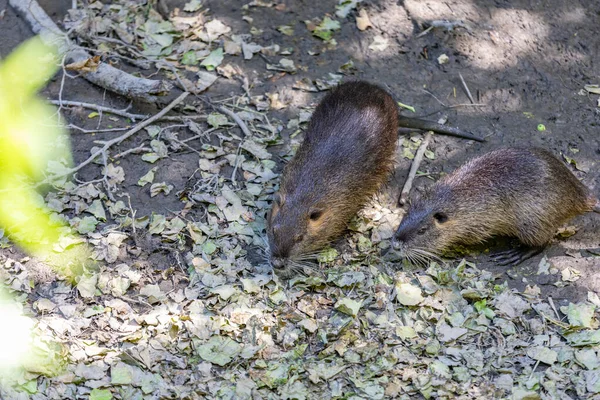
[459,73,476,104]
[50,99,206,122]
[56,92,189,179]
[399,132,433,206]
[218,106,253,137]
[416,19,472,38]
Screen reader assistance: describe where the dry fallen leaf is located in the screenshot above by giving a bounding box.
[267,92,286,109]
[65,56,102,73]
[356,9,373,31]
[368,35,389,52]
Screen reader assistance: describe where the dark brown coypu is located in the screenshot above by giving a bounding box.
[391,147,600,266]
[266,81,399,278]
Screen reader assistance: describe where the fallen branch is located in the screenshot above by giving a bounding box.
[399,132,433,206]
[67,125,130,134]
[56,92,189,179]
[10,0,172,102]
[50,99,206,122]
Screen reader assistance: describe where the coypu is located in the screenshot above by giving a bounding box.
[391,147,600,266]
[266,81,483,278]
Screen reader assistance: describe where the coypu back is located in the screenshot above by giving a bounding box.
[281,81,398,195]
[393,147,598,260]
[268,81,398,274]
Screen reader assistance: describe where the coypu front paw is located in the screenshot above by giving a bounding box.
[493,246,544,266]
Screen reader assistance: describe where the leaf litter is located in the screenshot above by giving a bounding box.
[0,1,599,399]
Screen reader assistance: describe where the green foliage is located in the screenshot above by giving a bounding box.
[0,36,72,256]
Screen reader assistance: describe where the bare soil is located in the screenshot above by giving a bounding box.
[1,0,599,310]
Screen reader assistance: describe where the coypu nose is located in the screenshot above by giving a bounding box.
[271,257,286,270]
[392,238,404,250]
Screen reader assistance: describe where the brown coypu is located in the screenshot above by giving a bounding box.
[266,81,398,277]
[391,147,600,266]
[266,81,484,278]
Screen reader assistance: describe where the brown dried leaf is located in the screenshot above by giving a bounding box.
[356,9,373,31]
[65,56,102,73]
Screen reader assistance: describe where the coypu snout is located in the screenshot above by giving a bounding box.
[270,255,286,270]
[391,200,451,264]
[266,191,331,275]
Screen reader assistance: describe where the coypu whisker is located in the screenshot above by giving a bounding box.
[412,248,443,263]
[295,253,320,261]
[289,263,310,277]
[256,247,269,258]
[404,251,419,266]
[409,252,428,267]
[290,261,315,271]
[294,259,317,267]
[404,248,435,267]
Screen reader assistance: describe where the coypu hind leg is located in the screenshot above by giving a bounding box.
[493,246,545,266]
[491,208,558,266]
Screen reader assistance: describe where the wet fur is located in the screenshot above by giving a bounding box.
[267,81,398,269]
[394,147,598,258]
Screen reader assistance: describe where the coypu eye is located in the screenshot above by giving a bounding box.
[433,213,448,223]
[417,227,428,235]
[309,210,323,221]
[294,234,304,243]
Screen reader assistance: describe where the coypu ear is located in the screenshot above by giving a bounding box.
[273,192,283,205]
[268,193,283,223]
[433,212,448,224]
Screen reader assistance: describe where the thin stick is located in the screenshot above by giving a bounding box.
[423,88,447,107]
[458,73,475,104]
[58,92,189,178]
[67,124,130,134]
[49,99,145,120]
[49,99,207,122]
[218,106,252,137]
[416,26,434,38]
[547,297,561,321]
[529,360,540,380]
[422,89,486,110]
[399,132,432,206]
[180,127,218,143]
[416,20,471,38]
[113,145,152,159]
[231,140,244,184]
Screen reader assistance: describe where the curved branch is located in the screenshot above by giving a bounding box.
[10,0,172,103]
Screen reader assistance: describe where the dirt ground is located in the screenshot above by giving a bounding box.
[5,0,597,298]
[1,0,600,397]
